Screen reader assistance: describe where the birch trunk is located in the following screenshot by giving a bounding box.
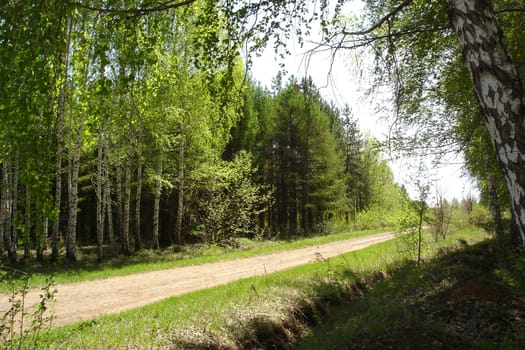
[52,15,71,262]
[134,150,142,251]
[448,0,525,248]
[1,159,8,256]
[66,113,83,262]
[8,156,19,264]
[104,134,115,254]
[115,147,123,254]
[152,152,163,250]
[121,141,131,256]
[175,142,185,245]
[96,131,105,260]
[36,215,47,262]
[23,186,31,259]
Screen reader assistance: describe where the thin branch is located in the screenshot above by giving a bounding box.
[495,7,525,14]
[308,26,448,53]
[341,0,414,36]
[67,0,197,15]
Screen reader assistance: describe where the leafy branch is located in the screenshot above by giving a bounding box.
[66,0,198,15]
[1,267,56,349]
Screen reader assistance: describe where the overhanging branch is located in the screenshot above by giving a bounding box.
[495,7,525,14]
[341,0,414,36]
[66,0,197,15]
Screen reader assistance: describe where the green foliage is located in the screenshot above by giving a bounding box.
[225,76,413,239]
[469,202,492,227]
[189,152,272,244]
[0,268,56,349]
[352,154,413,230]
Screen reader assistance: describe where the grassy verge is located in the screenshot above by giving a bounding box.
[2,227,390,291]
[33,227,490,349]
[298,231,525,349]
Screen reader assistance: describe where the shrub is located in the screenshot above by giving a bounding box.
[0,267,56,349]
[189,151,272,244]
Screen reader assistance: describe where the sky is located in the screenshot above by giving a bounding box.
[248,2,478,203]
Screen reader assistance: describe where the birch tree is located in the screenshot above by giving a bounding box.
[310,0,525,246]
[64,12,95,262]
[447,0,525,246]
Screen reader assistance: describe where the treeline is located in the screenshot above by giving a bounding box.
[226,77,411,237]
[0,2,410,264]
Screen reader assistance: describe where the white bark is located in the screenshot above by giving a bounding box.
[23,186,31,259]
[152,152,163,250]
[115,146,123,253]
[1,159,8,256]
[121,132,132,255]
[134,150,142,251]
[52,15,72,262]
[9,156,18,263]
[67,112,83,261]
[96,131,105,260]
[175,142,185,245]
[103,134,115,254]
[448,0,525,247]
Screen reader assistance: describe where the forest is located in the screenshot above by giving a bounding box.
[0,1,415,265]
[2,0,525,349]
[1,0,524,266]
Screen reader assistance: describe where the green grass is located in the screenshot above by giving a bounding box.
[2,227,390,291]
[296,228,523,349]
[33,227,490,349]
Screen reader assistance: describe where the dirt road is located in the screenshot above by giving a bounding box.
[1,232,395,328]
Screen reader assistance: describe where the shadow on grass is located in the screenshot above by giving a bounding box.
[168,236,524,350]
[297,238,525,349]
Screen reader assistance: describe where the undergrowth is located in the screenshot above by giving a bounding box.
[0,268,56,349]
[298,235,525,349]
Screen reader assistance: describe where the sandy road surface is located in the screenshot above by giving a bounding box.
[0,232,394,328]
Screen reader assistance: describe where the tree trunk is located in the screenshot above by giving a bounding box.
[448,0,525,248]
[1,158,9,257]
[115,146,123,254]
[23,186,31,260]
[152,151,163,250]
[66,113,83,262]
[175,142,185,245]
[36,215,48,262]
[8,156,19,264]
[9,157,20,264]
[104,134,115,255]
[121,141,131,256]
[134,150,142,251]
[96,131,105,260]
[1,159,7,255]
[52,15,71,263]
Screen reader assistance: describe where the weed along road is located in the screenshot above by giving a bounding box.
[1,232,395,328]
